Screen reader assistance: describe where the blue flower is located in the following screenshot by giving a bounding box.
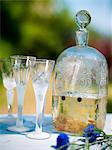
[52,133,69,150]
[84,124,94,133]
[83,124,100,143]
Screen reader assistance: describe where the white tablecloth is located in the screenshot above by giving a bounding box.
[0,114,112,150]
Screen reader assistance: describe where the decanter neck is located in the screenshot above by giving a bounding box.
[75,29,88,47]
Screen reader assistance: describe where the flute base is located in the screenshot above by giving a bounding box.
[27,132,50,140]
[7,125,30,133]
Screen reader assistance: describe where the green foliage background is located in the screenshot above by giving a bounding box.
[0,0,75,59]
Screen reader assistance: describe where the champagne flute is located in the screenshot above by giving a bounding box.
[8,55,36,132]
[0,58,16,121]
[27,59,55,139]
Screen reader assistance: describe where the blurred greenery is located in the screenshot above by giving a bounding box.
[0,0,75,59]
[107,82,112,113]
[1,0,107,59]
[0,0,112,113]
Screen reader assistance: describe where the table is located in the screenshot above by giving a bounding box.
[0,114,112,150]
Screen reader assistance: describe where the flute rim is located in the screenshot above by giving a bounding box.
[32,59,55,64]
[10,55,36,60]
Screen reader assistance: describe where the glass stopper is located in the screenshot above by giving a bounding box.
[76,10,91,29]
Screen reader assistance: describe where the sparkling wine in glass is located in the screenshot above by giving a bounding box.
[27,59,55,139]
[7,55,36,132]
[0,58,16,121]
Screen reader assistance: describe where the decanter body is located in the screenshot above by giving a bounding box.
[52,10,108,135]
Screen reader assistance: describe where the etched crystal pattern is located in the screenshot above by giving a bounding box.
[54,55,107,98]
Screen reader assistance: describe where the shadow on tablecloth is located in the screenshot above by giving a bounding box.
[0,115,58,135]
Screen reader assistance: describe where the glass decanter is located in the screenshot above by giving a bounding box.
[52,10,108,135]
